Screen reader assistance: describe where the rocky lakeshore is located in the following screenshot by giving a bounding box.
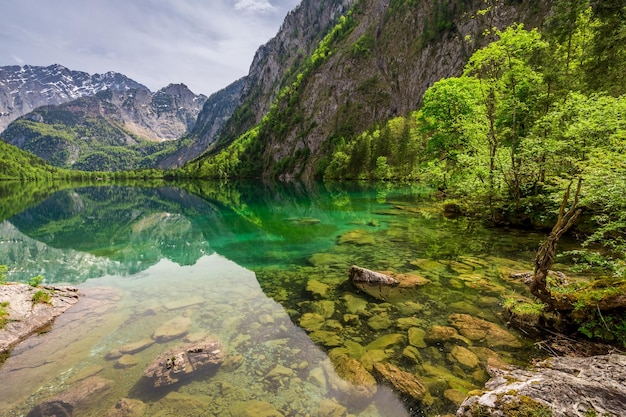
[0,282,79,355]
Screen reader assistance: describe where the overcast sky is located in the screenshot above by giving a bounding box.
[0,0,301,96]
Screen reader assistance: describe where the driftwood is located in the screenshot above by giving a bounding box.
[530,178,582,307]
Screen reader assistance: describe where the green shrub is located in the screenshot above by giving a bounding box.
[32,290,52,305]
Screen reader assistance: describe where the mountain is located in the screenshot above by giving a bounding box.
[0,83,207,171]
[0,64,149,132]
[212,0,354,149]
[156,77,245,168]
[187,0,553,180]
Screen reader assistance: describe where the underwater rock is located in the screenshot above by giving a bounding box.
[317,398,347,417]
[0,283,80,355]
[424,325,471,346]
[309,366,328,390]
[306,279,330,299]
[444,389,467,407]
[365,333,405,351]
[28,376,113,417]
[151,316,192,342]
[326,352,378,402]
[115,354,140,369]
[161,391,211,411]
[339,229,376,245]
[300,312,326,331]
[221,354,244,372]
[448,345,480,370]
[143,338,224,388]
[118,338,154,355]
[312,300,336,319]
[265,364,294,380]
[408,327,427,348]
[349,266,399,285]
[104,397,146,417]
[230,400,284,417]
[448,314,522,348]
[402,346,422,363]
[373,362,428,401]
[342,294,368,314]
[163,295,205,310]
[309,330,343,348]
[367,312,393,330]
[457,354,626,417]
[360,349,392,371]
[396,301,425,316]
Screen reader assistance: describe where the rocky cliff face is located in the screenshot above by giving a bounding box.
[214,0,354,145]
[197,0,553,179]
[0,64,149,132]
[268,0,553,179]
[97,83,207,142]
[158,77,245,168]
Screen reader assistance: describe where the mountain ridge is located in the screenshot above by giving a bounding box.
[0,64,151,132]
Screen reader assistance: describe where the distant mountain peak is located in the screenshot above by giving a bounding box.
[0,64,150,132]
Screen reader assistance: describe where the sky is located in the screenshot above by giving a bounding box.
[0,0,301,96]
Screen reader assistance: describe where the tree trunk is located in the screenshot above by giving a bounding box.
[530,178,582,307]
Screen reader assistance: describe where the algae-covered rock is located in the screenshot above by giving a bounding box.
[104,397,146,417]
[365,333,405,351]
[424,325,471,346]
[307,279,331,299]
[231,400,284,417]
[115,354,140,369]
[317,398,347,417]
[360,349,391,371]
[28,376,113,417]
[300,312,325,331]
[448,314,522,348]
[339,230,376,246]
[408,327,427,348]
[402,345,422,363]
[373,362,428,401]
[397,316,424,329]
[367,312,392,330]
[444,388,467,407]
[343,294,368,314]
[396,301,425,316]
[326,352,378,402]
[118,338,155,355]
[309,330,343,347]
[448,345,479,370]
[312,300,336,319]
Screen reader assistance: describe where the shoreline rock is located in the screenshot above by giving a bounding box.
[457,353,626,417]
[0,282,79,355]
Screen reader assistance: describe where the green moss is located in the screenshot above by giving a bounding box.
[499,395,553,417]
[32,290,52,305]
[0,301,9,329]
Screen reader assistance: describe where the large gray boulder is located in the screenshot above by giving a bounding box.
[457,354,626,417]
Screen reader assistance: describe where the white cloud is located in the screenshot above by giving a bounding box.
[0,0,300,95]
[234,0,275,13]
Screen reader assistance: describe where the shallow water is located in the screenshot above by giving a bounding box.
[0,181,573,416]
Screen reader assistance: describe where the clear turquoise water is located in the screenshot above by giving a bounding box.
[0,181,565,416]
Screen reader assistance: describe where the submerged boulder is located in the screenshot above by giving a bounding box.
[458,354,626,417]
[143,338,224,387]
[325,351,378,402]
[349,266,430,302]
[449,314,522,348]
[28,376,113,417]
[372,362,429,401]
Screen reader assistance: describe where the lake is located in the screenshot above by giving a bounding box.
[0,181,564,416]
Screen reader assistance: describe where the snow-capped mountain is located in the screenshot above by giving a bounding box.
[0,64,150,132]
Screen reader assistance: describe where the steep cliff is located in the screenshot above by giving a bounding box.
[213,0,355,148]
[190,0,553,179]
[0,64,149,132]
[158,77,245,168]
